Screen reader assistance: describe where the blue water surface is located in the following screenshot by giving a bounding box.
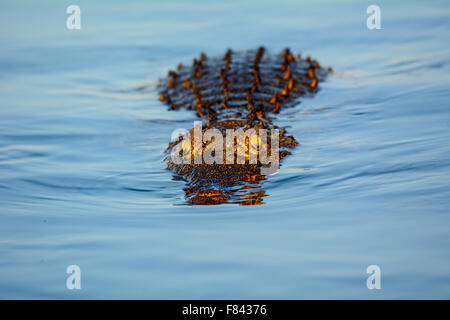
[0,0,449,298]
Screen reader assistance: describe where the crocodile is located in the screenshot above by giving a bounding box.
[158,47,330,205]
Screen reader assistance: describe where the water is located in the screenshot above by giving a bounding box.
[1,0,449,299]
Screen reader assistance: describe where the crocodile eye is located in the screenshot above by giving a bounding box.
[250,135,261,149]
[181,139,191,152]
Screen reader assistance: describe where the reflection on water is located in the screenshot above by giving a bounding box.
[179,165,267,205]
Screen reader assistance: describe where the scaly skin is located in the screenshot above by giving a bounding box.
[158,47,330,205]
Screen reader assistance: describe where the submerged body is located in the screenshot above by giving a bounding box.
[158,47,330,204]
